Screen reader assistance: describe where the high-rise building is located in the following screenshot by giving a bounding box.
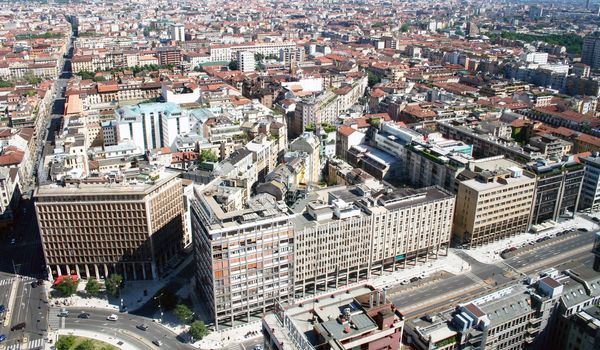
[579,155,600,211]
[453,158,536,247]
[35,170,185,281]
[191,179,455,329]
[170,23,185,42]
[156,46,182,66]
[582,33,600,69]
[466,21,479,37]
[237,50,255,72]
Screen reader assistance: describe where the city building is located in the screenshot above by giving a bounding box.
[262,286,404,350]
[579,155,600,211]
[582,33,600,69]
[453,158,536,247]
[170,23,185,42]
[562,306,600,350]
[34,169,185,281]
[237,50,256,73]
[528,159,584,224]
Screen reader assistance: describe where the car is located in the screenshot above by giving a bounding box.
[78,312,90,319]
[409,277,419,283]
[152,340,163,346]
[10,322,26,331]
[31,281,37,288]
[578,228,589,232]
[253,346,263,350]
[0,334,6,342]
[106,314,118,321]
[10,239,15,245]
[0,305,5,313]
[57,309,69,317]
[136,324,149,331]
[592,217,600,223]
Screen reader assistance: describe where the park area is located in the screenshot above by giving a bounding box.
[55,335,118,350]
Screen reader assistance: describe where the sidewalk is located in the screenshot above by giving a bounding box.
[47,255,193,312]
[458,214,596,264]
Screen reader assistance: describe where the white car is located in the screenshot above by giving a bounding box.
[106,314,118,321]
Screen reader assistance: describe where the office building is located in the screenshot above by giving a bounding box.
[190,184,295,330]
[579,155,600,211]
[170,23,185,42]
[262,286,404,350]
[528,160,584,224]
[237,50,256,72]
[35,170,185,281]
[562,306,600,350]
[582,33,600,69]
[453,158,536,247]
[191,179,454,329]
[292,184,455,299]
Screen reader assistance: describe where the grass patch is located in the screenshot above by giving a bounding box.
[56,335,118,350]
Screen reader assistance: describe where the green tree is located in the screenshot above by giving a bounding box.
[24,73,42,85]
[174,304,194,323]
[56,336,76,350]
[400,23,410,33]
[199,149,219,163]
[105,274,123,297]
[189,320,209,340]
[75,339,95,350]
[368,71,381,87]
[55,278,78,297]
[78,71,95,80]
[228,60,239,71]
[157,288,178,310]
[0,79,14,88]
[85,278,101,297]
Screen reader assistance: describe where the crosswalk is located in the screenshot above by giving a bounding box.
[0,276,36,287]
[3,338,45,350]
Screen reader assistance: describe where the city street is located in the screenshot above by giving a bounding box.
[390,231,597,319]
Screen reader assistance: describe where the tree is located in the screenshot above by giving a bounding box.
[55,278,78,297]
[368,71,381,87]
[156,288,178,310]
[75,339,95,350]
[400,23,410,33]
[85,278,101,297]
[174,304,194,323]
[199,149,219,163]
[56,336,76,350]
[228,60,239,71]
[189,320,209,340]
[0,79,14,88]
[105,274,123,297]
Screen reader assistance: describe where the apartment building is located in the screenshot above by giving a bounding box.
[209,42,297,62]
[237,51,255,72]
[262,286,404,350]
[582,33,600,69]
[157,46,182,66]
[34,170,185,281]
[528,160,584,224]
[190,184,295,329]
[453,158,536,247]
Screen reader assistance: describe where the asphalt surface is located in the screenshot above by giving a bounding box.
[57,307,191,350]
[391,231,597,319]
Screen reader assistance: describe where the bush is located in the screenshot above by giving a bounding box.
[85,278,101,297]
[55,278,78,297]
[56,336,76,350]
[75,339,94,350]
[105,274,123,297]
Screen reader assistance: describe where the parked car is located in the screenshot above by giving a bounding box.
[0,334,6,342]
[0,305,5,313]
[106,314,118,321]
[10,322,26,331]
[578,228,589,232]
[78,312,90,319]
[152,340,163,346]
[136,324,149,331]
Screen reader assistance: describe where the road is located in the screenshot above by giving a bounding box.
[55,307,191,350]
[390,231,596,319]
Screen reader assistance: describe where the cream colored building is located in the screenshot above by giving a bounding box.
[453,159,536,247]
[35,170,185,281]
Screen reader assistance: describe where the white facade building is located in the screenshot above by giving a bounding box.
[237,51,255,72]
